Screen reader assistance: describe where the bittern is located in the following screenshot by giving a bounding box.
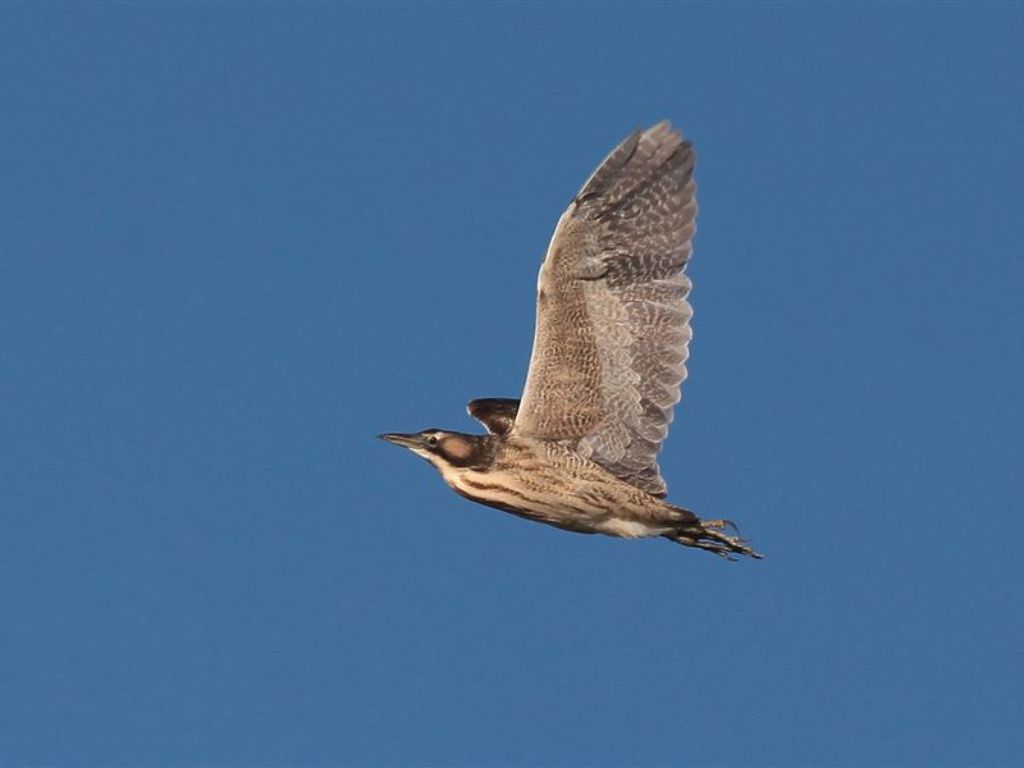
[380,122,761,559]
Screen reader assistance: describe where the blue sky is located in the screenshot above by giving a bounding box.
[2,4,1023,766]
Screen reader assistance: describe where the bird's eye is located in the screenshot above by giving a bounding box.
[425,434,439,447]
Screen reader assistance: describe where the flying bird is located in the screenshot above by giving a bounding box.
[380,122,760,559]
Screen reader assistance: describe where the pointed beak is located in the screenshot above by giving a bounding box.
[377,432,421,449]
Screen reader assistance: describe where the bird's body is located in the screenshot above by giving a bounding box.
[381,122,761,559]
[429,431,690,538]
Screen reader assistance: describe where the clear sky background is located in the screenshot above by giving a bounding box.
[2,4,1023,766]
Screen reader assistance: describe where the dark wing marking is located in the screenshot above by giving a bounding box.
[467,398,521,436]
[514,122,697,497]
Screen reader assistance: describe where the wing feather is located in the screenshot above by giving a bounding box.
[467,398,520,435]
[514,122,697,497]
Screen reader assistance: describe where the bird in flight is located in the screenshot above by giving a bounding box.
[380,122,761,559]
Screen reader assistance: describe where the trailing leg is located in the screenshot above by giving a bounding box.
[663,518,763,560]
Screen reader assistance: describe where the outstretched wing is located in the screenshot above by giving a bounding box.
[514,122,697,497]
[467,398,520,436]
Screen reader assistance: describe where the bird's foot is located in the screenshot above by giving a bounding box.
[668,519,763,560]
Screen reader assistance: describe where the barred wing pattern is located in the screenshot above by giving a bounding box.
[514,122,697,497]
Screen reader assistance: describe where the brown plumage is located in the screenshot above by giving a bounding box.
[380,122,761,559]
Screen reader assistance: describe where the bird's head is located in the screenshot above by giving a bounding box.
[378,429,488,471]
